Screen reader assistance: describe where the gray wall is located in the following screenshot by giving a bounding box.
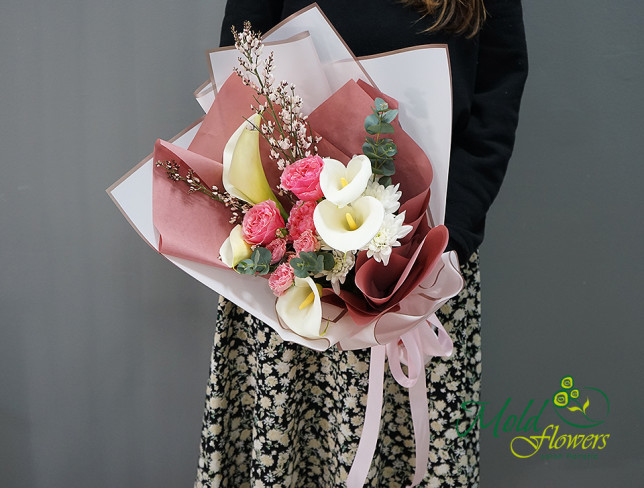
[480,2,643,486]
[1,2,224,487]
[1,1,641,487]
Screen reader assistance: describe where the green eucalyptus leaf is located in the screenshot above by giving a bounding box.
[380,160,396,176]
[321,252,335,271]
[252,247,272,265]
[381,109,398,123]
[377,122,395,134]
[314,255,326,274]
[365,136,377,145]
[362,145,378,160]
[236,259,256,275]
[289,252,324,278]
[255,262,270,276]
[379,176,392,187]
[304,252,321,269]
[292,268,310,279]
[374,97,388,111]
[382,142,398,157]
[289,257,309,278]
[374,145,389,158]
[364,114,380,134]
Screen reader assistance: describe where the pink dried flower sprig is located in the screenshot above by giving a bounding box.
[155,160,250,224]
[232,22,321,173]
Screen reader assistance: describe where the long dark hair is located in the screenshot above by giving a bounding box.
[401,0,487,37]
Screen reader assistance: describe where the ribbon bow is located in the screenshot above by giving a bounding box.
[346,315,453,487]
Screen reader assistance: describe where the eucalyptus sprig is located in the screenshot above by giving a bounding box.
[290,251,335,278]
[236,247,272,275]
[362,97,399,187]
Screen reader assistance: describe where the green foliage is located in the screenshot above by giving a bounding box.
[290,251,335,278]
[321,252,335,271]
[236,247,272,275]
[378,176,392,187]
[363,97,399,186]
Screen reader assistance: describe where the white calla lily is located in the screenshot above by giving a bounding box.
[313,196,385,252]
[275,277,323,338]
[319,155,372,207]
[222,114,286,216]
[219,224,252,268]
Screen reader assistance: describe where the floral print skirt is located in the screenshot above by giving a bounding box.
[195,252,482,488]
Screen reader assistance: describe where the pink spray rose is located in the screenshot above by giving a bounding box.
[265,238,287,264]
[293,229,320,254]
[242,200,285,246]
[280,155,325,201]
[268,263,295,296]
[287,200,316,241]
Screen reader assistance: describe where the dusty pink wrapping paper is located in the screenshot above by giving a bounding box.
[153,141,228,268]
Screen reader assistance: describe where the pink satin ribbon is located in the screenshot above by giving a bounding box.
[346,316,453,487]
[345,345,386,487]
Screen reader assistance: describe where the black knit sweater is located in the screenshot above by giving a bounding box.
[219,0,528,262]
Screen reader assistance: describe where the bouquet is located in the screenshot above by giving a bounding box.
[109,5,463,486]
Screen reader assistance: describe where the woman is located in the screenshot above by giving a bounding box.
[196,1,527,486]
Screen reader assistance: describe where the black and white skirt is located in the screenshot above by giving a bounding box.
[195,252,482,488]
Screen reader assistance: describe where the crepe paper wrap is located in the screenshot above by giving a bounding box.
[108,5,461,487]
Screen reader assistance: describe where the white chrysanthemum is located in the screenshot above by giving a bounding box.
[363,211,413,266]
[363,179,402,214]
[319,250,356,294]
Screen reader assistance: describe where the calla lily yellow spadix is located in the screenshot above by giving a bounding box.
[276,277,323,338]
[219,224,252,268]
[222,114,286,217]
[298,283,323,310]
[345,212,358,231]
[319,155,372,207]
[313,196,385,252]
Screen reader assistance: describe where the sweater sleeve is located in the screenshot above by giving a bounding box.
[445,0,528,261]
[219,0,285,47]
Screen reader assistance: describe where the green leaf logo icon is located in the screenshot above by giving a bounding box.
[551,376,609,428]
